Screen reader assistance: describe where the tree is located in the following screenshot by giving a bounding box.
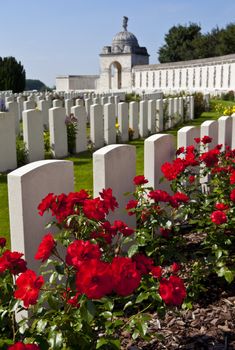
[0,56,25,93]
[158,22,235,63]
[158,23,202,63]
[25,79,48,91]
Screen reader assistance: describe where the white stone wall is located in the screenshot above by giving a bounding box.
[133,54,235,93]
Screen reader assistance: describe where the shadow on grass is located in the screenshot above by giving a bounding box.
[0,174,7,184]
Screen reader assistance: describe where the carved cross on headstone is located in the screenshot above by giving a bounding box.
[123,16,128,31]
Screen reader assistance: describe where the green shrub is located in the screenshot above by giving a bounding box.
[193,92,206,118]
[66,113,78,154]
[16,137,28,167]
[221,90,235,101]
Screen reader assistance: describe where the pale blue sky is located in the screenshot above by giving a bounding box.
[1,0,235,87]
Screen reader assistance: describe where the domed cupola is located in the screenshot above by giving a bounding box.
[111,17,139,53]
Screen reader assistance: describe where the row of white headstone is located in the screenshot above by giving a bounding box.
[0,96,194,173]
[7,114,235,272]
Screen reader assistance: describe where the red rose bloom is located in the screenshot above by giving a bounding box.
[159,275,186,306]
[0,250,27,275]
[170,192,189,208]
[230,189,235,202]
[14,269,44,308]
[230,171,235,185]
[99,188,118,212]
[194,137,201,144]
[151,266,162,278]
[211,210,227,225]
[112,257,141,296]
[201,135,212,144]
[199,149,220,167]
[0,237,6,248]
[133,175,148,186]
[148,189,170,203]
[176,147,185,155]
[132,253,154,275]
[161,158,186,181]
[35,233,56,262]
[160,228,171,238]
[76,259,113,299]
[189,175,195,183]
[66,240,101,269]
[83,198,106,221]
[113,220,134,236]
[171,262,181,274]
[126,199,138,216]
[37,193,55,216]
[8,342,40,350]
[215,203,229,211]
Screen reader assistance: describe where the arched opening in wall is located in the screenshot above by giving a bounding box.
[109,61,122,90]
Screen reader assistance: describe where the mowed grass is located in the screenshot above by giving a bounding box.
[0,98,234,243]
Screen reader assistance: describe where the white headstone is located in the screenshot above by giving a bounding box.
[23,109,44,162]
[90,104,104,149]
[93,144,136,227]
[49,107,68,158]
[0,112,17,172]
[71,105,87,153]
[118,102,129,142]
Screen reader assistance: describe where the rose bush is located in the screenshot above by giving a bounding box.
[126,137,235,302]
[0,187,186,349]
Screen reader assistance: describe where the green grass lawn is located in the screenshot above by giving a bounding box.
[0,98,234,243]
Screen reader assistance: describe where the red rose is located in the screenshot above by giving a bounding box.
[201,135,212,144]
[14,269,44,308]
[76,259,113,299]
[161,158,186,181]
[160,228,171,238]
[35,233,56,262]
[151,266,162,279]
[0,237,6,248]
[37,193,55,216]
[230,189,235,202]
[126,199,138,216]
[148,189,170,202]
[8,342,40,350]
[189,175,195,183]
[171,262,181,274]
[211,210,227,225]
[66,240,101,269]
[112,256,141,296]
[215,203,229,211]
[176,147,185,155]
[132,253,154,275]
[0,250,27,275]
[199,149,220,167]
[133,175,148,186]
[194,137,201,144]
[159,275,186,306]
[112,220,134,236]
[99,188,118,212]
[83,198,106,221]
[170,192,189,208]
[230,171,235,185]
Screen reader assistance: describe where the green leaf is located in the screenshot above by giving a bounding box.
[136,291,150,303]
[80,300,96,324]
[100,311,112,319]
[96,338,120,349]
[123,301,133,310]
[224,270,234,283]
[127,244,139,258]
[36,319,48,333]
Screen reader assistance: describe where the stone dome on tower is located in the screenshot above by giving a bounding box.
[101,16,149,55]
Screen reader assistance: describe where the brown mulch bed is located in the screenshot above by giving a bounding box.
[121,232,235,349]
